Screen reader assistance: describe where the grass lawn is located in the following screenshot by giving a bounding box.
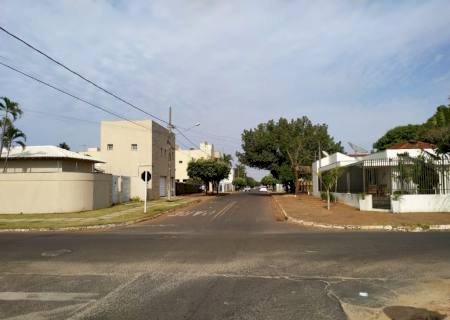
[0,197,202,230]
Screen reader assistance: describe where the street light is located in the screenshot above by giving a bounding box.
[167,110,200,200]
[184,123,200,132]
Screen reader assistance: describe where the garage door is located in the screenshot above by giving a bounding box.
[159,176,166,197]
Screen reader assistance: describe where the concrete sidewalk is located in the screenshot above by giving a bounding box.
[273,194,450,231]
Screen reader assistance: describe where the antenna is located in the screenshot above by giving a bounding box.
[348,142,369,154]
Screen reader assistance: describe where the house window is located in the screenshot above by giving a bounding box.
[131,144,138,151]
[179,160,183,164]
[107,144,113,151]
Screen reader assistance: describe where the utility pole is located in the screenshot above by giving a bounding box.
[167,106,173,201]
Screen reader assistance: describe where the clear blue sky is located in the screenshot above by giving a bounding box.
[1,1,450,179]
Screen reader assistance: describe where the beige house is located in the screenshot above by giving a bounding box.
[0,146,111,214]
[84,120,175,200]
[175,142,219,182]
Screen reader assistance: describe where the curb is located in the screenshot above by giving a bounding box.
[271,196,450,232]
[0,198,205,233]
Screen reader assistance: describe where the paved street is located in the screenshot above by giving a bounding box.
[0,192,449,319]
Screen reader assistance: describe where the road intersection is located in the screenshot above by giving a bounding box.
[0,192,449,319]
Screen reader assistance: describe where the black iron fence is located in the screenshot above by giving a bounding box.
[323,157,450,196]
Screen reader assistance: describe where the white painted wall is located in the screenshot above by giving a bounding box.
[391,194,450,213]
[332,193,373,211]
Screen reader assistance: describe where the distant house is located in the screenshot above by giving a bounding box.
[312,143,450,212]
[175,142,234,193]
[175,142,219,182]
[0,146,111,214]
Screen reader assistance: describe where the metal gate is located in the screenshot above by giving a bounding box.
[372,196,391,210]
[159,176,166,197]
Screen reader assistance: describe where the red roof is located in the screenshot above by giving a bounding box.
[389,141,435,150]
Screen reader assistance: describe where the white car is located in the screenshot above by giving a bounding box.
[259,186,268,192]
[243,186,251,192]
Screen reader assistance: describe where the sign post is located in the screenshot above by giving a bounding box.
[141,171,152,213]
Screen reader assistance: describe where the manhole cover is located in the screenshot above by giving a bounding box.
[384,306,446,320]
[41,249,72,257]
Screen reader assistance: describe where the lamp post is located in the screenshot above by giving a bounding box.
[166,107,200,201]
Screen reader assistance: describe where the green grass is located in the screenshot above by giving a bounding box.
[0,198,201,230]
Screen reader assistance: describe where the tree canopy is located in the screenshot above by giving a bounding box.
[187,158,231,194]
[373,104,450,153]
[237,117,343,193]
[261,174,278,187]
[232,177,246,190]
[58,142,70,150]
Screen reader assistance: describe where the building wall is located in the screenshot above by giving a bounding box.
[85,120,174,200]
[392,195,450,213]
[3,159,93,173]
[175,142,215,182]
[150,121,175,199]
[0,172,112,214]
[332,192,373,211]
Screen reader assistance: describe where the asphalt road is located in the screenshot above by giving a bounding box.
[0,192,449,319]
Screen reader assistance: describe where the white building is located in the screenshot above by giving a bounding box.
[312,142,450,212]
[175,141,234,192]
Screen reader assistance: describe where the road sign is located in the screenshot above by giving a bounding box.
[141,171,151,182]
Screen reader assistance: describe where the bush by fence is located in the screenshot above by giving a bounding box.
[175,182,202,195]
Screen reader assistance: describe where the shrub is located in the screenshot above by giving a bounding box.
[320,192,335,202]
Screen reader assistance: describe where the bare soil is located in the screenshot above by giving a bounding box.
[274,194,450,227]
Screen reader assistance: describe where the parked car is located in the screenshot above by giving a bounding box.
[259,186,268,192]
[243,186,251,192]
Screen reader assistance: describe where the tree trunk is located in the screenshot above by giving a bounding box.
[0,110,7,155]
[327,190,330,210]
[3,145,10,173]
[294,169,300,195]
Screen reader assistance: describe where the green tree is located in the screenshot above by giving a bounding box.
[319,168,343,210]
[238,117,342,194]
[373,104,450,152]
[245,176,257,188]
[2,124,26,172]
[232,177,246,190]
[58,142,70,150]
[373,124,421,151]
[187,158,231,195]
[0,97,23,154]
[424,105,450,128]
[261,174,278,188]
[234,163,246,179]
[221,153,233,166]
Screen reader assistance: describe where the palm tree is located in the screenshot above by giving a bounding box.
[0,97,23,154]
[221,153,233,166]
[2,124,26,172]
[58,142,70,150]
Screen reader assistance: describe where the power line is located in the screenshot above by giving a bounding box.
[175,127,216,158]
[0,26,238,149]
[22,108,99,125]
[0,25,168,125]
[0,61,148,130]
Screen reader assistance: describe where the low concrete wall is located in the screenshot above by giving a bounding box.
[0,172,112,214]
[392,194,450,213]
[332,192,373,211]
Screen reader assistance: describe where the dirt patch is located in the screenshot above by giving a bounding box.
[342,280,450,320]
[270,196,287,221]
[274,194,450,227]
[383,306,446,320]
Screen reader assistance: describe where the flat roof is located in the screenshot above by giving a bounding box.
[0,146,105,163]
